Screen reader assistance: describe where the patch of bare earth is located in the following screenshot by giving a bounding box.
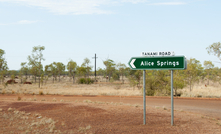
[0,99,221,134]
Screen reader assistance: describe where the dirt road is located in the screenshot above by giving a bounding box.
[1,95,221,119]
[62,95,221,119]
[0,95,221,133]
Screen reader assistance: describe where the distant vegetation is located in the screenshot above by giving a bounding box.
[1,43,221,96]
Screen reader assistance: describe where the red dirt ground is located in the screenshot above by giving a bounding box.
[0,95,221,134]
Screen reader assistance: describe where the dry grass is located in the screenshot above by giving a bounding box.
[181,81,221,98]
[0,77,142,96]
[0,108,58,133]
[1,76,221,98]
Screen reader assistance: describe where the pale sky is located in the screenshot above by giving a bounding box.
[1,0,221,70]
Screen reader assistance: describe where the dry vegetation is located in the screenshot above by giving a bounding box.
[0,108,58,133]
[180,81,221,98]
[0,76,221,98]
[0,76,142,96]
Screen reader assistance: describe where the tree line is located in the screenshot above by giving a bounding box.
[0,46,130,87]
[0,43,221,96]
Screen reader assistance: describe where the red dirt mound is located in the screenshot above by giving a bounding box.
[6,79,17,84]
[23,82,32,84]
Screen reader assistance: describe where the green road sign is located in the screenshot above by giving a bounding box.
[128,56,186,70]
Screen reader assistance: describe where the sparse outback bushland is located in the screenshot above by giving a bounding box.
[0,49,8,84]
[184,58,203,91]
[28,46,45,88]
[103,59,116,82]
[67,60,77,83]
[203,61,214,85]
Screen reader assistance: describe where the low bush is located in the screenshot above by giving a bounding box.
[17,96,21,101]
[77,78,94,84]
[78,78,86,84]
[39,91,44,95]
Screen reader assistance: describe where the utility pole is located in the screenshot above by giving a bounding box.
[92,54,98,82]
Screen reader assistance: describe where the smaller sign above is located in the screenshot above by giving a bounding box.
[141,51,175,57]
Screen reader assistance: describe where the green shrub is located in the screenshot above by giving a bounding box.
[78,78,86,84]
[77,78,94,84]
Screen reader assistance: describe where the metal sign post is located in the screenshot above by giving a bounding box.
[171,70,174,126]
[143,70,146,125]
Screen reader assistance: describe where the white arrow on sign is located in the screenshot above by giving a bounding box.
[130,59,136,68]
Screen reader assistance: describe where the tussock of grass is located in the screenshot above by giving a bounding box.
[78,125,91,133]
[17,96,21,101]
[39,90,44,95]
[52,98,56,102]
[2,90,5,94]
[83,100,93,103]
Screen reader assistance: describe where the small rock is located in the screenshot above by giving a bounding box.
[8,108,13,112]
[38,116,42,119]
[14,111,19,114]
[49,129,53,133]
[31,122,37,126]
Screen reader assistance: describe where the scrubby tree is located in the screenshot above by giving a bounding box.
[97,68,105,76]
[0,49,8,84]
[44,65,51,76]
[30,66,39,83]
[206,42,221,60]
[112,70,120,81]
[204,60,214,85]
[9,70,17,83]
[77,66,87,78]
[103,59,116,81]
[54,62,65,82]
[44,64,52,84]
[206,44,221,84]
[20,62,29,80]
[145,70,170,96]
[27,46,45,88]
[124,67,131,78]
[117,63,126,83]
[128,70,142,89]
[82,58,92,78]
[173,70,185,96]
[210,67,221,84]
[67,60,77,83]
[184,58,203,91]
[45,63,57,83]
